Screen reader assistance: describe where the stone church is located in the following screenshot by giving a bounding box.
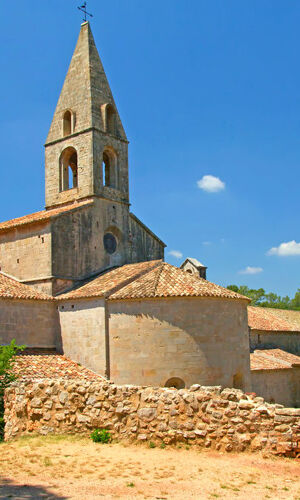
[2,21,293,397]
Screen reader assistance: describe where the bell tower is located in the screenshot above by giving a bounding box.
[45,21,129,209]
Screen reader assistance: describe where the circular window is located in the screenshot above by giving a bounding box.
[103,232,117,254]
[164,377,185,389]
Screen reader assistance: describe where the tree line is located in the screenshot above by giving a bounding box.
[226,285,300,310]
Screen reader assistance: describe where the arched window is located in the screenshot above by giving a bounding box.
[63,110,72,137]
[164,377,185,390]
[101,103,116,135]
[102,152,111,187]
[106,105,116,134]
[102,148,118,189]
[60,147,78,191]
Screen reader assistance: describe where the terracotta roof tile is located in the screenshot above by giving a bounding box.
[248,306,300,332]
[250,348,300,371]
[0,199,93,233]
[0,272,52,301]
[58,260,162,300]
[13,350,104,381]
[109,262,250,301]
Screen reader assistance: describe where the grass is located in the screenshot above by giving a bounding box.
[127,482,135,487]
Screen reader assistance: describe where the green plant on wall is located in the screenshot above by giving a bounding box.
[0,339,25,440]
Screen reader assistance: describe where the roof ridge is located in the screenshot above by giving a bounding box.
[109,261,252,301]
[0,272,53,301]
[153,263,166,295]
[0,199,93,233]
[254,350,291,368]
[57,260,163,300]
[0,270,21,282]
[105,260,162,298]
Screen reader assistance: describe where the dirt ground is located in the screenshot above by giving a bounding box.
[0,435,299,499]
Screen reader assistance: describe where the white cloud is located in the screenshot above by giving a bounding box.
[239,266,263,275]
[267,240,300,257]
[202,241,212,246]
[168,250,183,259]
[197,175,225,193]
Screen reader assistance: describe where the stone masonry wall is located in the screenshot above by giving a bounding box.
[59,299,106,375]
[108,297,251,390]
[251,368,300,408]
[0,222,51,283]
[250,331,300,355]
[0,299,58,348]
[4,380,300,455]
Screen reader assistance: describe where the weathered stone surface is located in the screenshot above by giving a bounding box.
[4,379,299,455]
[137,408,157,421]
[238,400,254,410]
[59,392,68,405]
[276,408,300,417]
[137,433,147,441]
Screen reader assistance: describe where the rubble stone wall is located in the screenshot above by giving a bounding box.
[4,380,300,454]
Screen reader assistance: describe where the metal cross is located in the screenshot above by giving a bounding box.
[78,2,93,22]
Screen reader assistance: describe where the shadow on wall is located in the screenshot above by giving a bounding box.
[0,478,67,499]
[55,305,62,354]
[109,298,250,390]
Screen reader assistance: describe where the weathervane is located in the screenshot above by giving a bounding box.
[78,2,93,22]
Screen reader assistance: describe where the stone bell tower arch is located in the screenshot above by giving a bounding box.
[44,21,129,210]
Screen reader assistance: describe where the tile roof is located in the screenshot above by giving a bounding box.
[57,260,162,300]
[0,199,93,233]
[13,350,105,381]
[109,262,250,301]
[0,272,52,301]
[250,348,300,371]
[248,306,300,333]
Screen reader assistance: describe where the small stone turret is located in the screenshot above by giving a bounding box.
[180,257,207,279]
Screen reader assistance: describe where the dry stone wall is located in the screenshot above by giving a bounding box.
[4,380,300,454]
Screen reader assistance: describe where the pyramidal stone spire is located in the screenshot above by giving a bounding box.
[46,22,126,143]
[45,22,129,209]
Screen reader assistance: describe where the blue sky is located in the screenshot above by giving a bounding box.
[0,1,299,296]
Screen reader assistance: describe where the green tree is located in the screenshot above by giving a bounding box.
[290,288,300,310]
[227,285,265,306]
[226,285,300,310]
[0,339,25,440]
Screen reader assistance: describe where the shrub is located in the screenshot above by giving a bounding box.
[0,339,25,440]
[149,441,156,448]
[90,428,111,444]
